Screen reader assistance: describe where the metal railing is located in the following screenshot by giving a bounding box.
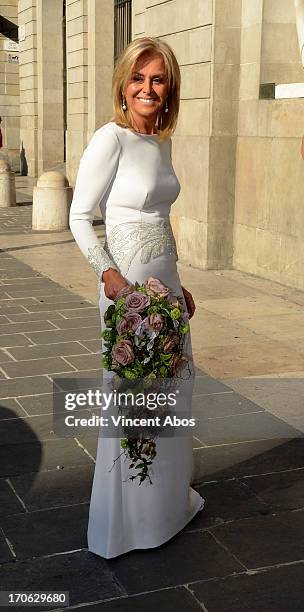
[114,0,132,64]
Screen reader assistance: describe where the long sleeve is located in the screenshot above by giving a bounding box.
[69,123,121,288]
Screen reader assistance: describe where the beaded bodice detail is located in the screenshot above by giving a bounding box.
[105,220,177,273]
[88,219,178,291]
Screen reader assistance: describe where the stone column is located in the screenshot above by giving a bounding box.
[207,0,242,268]
[0,0,20,171]
[18,0,38,177]
[65,0,88,187]
[133,0,242,270]
[36,0,65,175]
[87,0,114,139]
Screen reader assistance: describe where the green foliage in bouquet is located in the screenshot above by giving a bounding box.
[101,276,191,484]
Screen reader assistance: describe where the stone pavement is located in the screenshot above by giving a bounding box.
[0,198,303,611]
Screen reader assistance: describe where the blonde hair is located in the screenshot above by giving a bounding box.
[109,37,180,143]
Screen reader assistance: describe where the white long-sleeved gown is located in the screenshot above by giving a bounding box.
[69,121,204,559]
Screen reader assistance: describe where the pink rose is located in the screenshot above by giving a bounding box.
[145,277,170,298]
[116,312,142,334]
[111,339,134,366]
[163,330,179,353]
[125,291,151,312]
[115,284,135,299]
[149,313,164,332]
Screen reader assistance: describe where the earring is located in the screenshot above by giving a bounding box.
[122,97,127,111]
[164,97,169,113]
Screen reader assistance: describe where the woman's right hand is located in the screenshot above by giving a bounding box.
[102,268,131,301]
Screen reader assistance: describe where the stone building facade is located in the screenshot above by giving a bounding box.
[1,0,304,291]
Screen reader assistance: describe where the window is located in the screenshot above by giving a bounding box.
[114,0,132,65]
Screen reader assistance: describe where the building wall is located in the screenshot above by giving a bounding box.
[234,0,304,291]
[0,0,19,170]
[133,0,240,270]
[260,0,303,85]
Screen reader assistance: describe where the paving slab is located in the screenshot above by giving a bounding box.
[63,354,101,371]
[197,294,304,319]
[221,377,304,429]
[193,390,265,420]
[195,339,304,378]
[210,510,304,569]
[0,333,33,347]
[26,326,101,345]
[50,315,101,329]
[2,503,90,560]
[9,465,95,511]
[192,437,304,483]
[55,307,99,318]
[193,375,233,396]
[107,531,243,594]
[19,300,95,313]
[5,287,78,299]
[0,321,64,335]
[184,479,270,531]
[229,438,304,477]
[195,410,302,446]
[0,375,54,398]
[242,468,304,512]
[62,587,203,612]
[0,438,93,477]
[7,341,92,361]
[16,393,65,416]
[189,562,304,612]
[0,550,123,611]
[1,356,77,378]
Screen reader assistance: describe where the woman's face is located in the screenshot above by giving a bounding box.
[124,52,169,128]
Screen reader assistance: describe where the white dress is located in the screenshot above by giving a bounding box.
[69,121,205,559]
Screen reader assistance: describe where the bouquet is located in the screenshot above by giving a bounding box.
[101,277,191,484]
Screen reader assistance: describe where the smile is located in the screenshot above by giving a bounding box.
[137,98,156,104]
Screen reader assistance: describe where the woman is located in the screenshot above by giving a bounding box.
[69,36,205,559]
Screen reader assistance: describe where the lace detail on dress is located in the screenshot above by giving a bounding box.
[104,220,178,276]
[87,245,119,290]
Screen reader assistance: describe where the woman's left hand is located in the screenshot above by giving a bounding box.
[181,285,196,319]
